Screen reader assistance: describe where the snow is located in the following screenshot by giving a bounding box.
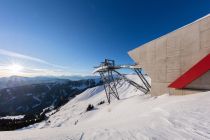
[93,65,110,73]
[26,93,33,96]
[6,89,10,93]
[16,106,23,111]
[0,115,25,120]
[8,96,16,102]
[32,103,41,108]
[46,84,51,90]
[33,96,41,102]
[0,75,210,140]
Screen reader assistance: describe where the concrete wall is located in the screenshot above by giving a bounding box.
[128,14,210,96]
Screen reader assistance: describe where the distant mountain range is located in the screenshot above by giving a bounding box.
[0,76,102,116]
[59,75,101,81]
[0,75,100,89]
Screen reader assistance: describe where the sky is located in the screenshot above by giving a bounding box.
[0,0,209,77]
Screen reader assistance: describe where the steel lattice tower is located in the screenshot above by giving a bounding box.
[94,59,151,103]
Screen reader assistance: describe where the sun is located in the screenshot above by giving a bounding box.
[7,64,24,75]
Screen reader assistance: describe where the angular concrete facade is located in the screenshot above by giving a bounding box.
[128,14,210,96]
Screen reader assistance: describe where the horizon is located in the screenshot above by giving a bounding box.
[0,74,98,79]
[0,0,209,77]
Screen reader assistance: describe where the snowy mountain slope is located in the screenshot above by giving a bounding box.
[1,75,210,140]
[27,76,144,129]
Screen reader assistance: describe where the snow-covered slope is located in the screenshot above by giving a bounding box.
[1,75,210,140]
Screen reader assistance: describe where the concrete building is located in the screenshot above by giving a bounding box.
[128,14,210,96]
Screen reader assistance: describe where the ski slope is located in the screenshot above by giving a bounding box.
[1,75,210,140]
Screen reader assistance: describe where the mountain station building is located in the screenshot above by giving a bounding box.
[128,14,210,96]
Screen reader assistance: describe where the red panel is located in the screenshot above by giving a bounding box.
[168,53,210,89]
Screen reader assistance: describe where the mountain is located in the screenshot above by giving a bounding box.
[58,75,101,81]
[0,75,101,89]
[0,76,63,89]
[0,75,210,139]
[0,78,102,116]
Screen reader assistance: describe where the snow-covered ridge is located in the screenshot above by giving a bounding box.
[1,74,210,140]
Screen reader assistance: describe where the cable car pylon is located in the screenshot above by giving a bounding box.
[93,59,151,103]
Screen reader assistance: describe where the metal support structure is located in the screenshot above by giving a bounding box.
[113,70,149,94]
[94,59,151,103]
[98,59,120,103]
[133,68,151,93]
[99,71,120,103]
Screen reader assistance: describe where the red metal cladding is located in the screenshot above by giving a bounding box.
[168,53,210,89]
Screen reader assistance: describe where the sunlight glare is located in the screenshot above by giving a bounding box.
[7,64,24,75]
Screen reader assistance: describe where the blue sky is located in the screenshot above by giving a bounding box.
[0,0,209,77]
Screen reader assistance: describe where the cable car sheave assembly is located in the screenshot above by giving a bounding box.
[93,59,151,103]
